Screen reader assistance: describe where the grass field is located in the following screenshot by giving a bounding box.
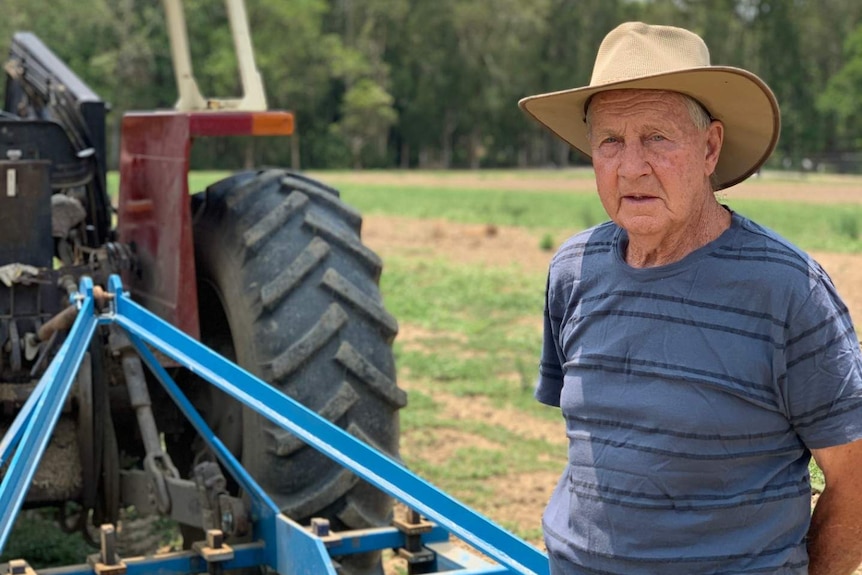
[8,169,862,570]
[171,168,862,254]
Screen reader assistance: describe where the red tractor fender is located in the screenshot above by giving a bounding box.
[117,110,294,338]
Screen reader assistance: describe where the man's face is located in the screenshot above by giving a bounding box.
[587,90,722,240]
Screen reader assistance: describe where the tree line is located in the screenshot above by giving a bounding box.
[2,0,862,173]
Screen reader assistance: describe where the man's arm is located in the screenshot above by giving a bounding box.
[809,438,862,575]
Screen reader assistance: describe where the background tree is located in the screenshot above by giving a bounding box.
[1,0,860,173]
[818,23,862,155]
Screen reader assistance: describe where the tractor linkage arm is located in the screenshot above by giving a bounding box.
[0,275,549,575]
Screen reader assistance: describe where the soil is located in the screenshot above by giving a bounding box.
[361,205,862,574]
[362,214,862,323]
[318,169,862,205]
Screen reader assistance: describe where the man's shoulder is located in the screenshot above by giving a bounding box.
[551,221,617,267]
[724,213,822,280]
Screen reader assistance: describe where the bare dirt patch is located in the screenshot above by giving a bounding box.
[725,173,862,205]
[365,214,862,324]
[317,169,862,204]
[427,390,564,447]
[363,214,554,275]
[401,426,503,467]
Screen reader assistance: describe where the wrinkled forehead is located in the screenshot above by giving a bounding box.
[586,89,691,116]
[586,88,713,136]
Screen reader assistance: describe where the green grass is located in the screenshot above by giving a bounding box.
[334,182,862,254]
[109,168,862,253]
[107,171,229,199]
[727,199,862,253]
[382,256,547,412]
[336,182,609,231]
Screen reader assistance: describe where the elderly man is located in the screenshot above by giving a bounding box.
[520,22,862,575]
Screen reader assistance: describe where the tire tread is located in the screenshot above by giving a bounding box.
[320,268,398,340]
[270,303,348,380]
[335,342,407,408]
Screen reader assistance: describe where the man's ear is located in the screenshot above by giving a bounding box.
[705,120,724,177]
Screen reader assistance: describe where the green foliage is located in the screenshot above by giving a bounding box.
[3,1,861,170]
[334,78,398,168]
[818,23,862,149]
[0,511,92,568]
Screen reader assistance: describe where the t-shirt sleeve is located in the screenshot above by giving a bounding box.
[784,272,862,449]
[536,273,565,407]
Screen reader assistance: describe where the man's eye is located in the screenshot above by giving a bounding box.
[602,137,619,145]
[649,134,666,141]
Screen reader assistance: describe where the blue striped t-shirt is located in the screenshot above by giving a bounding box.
[537,212,862,574]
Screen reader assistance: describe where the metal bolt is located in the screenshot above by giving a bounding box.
[100,524,117,565]
[220,510,234,534]
[310,517,330,537]
[407,508,422,524]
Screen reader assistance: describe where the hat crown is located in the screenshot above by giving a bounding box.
[591,22,711,86]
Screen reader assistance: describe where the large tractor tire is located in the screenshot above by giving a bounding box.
[190,169,405,575]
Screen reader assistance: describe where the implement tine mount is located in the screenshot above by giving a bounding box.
[0,275,548,575]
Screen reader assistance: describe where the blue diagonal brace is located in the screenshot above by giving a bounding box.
[126,331,337,575]
[105,275,549,575]
[0,277,99,552]
[0,349,62,468]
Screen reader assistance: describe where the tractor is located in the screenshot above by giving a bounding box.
[0,1,402,573]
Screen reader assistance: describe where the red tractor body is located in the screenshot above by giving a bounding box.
[117,110,293,338]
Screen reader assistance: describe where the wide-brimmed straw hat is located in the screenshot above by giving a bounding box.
[518,22,780,190]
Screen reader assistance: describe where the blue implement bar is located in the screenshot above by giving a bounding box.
[0,278,98,551]
[0,347,62,468]
[39,542,268,575]
[105,275,549,575]
[125,332,337,575]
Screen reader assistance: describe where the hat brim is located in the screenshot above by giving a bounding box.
[518,67,780,190]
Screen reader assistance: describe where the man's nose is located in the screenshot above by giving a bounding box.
[618,141,650,179]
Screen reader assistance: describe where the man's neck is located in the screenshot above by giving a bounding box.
[625,202,731,268]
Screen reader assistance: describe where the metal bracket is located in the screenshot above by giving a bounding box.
[87,524,127,575]
[308,518,342,548]
[394,509,437,574]
[118,468,250,538]
[193,461,249,535]
[191,529,234,575]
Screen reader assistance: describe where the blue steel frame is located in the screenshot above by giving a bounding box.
[0,276,549,575]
